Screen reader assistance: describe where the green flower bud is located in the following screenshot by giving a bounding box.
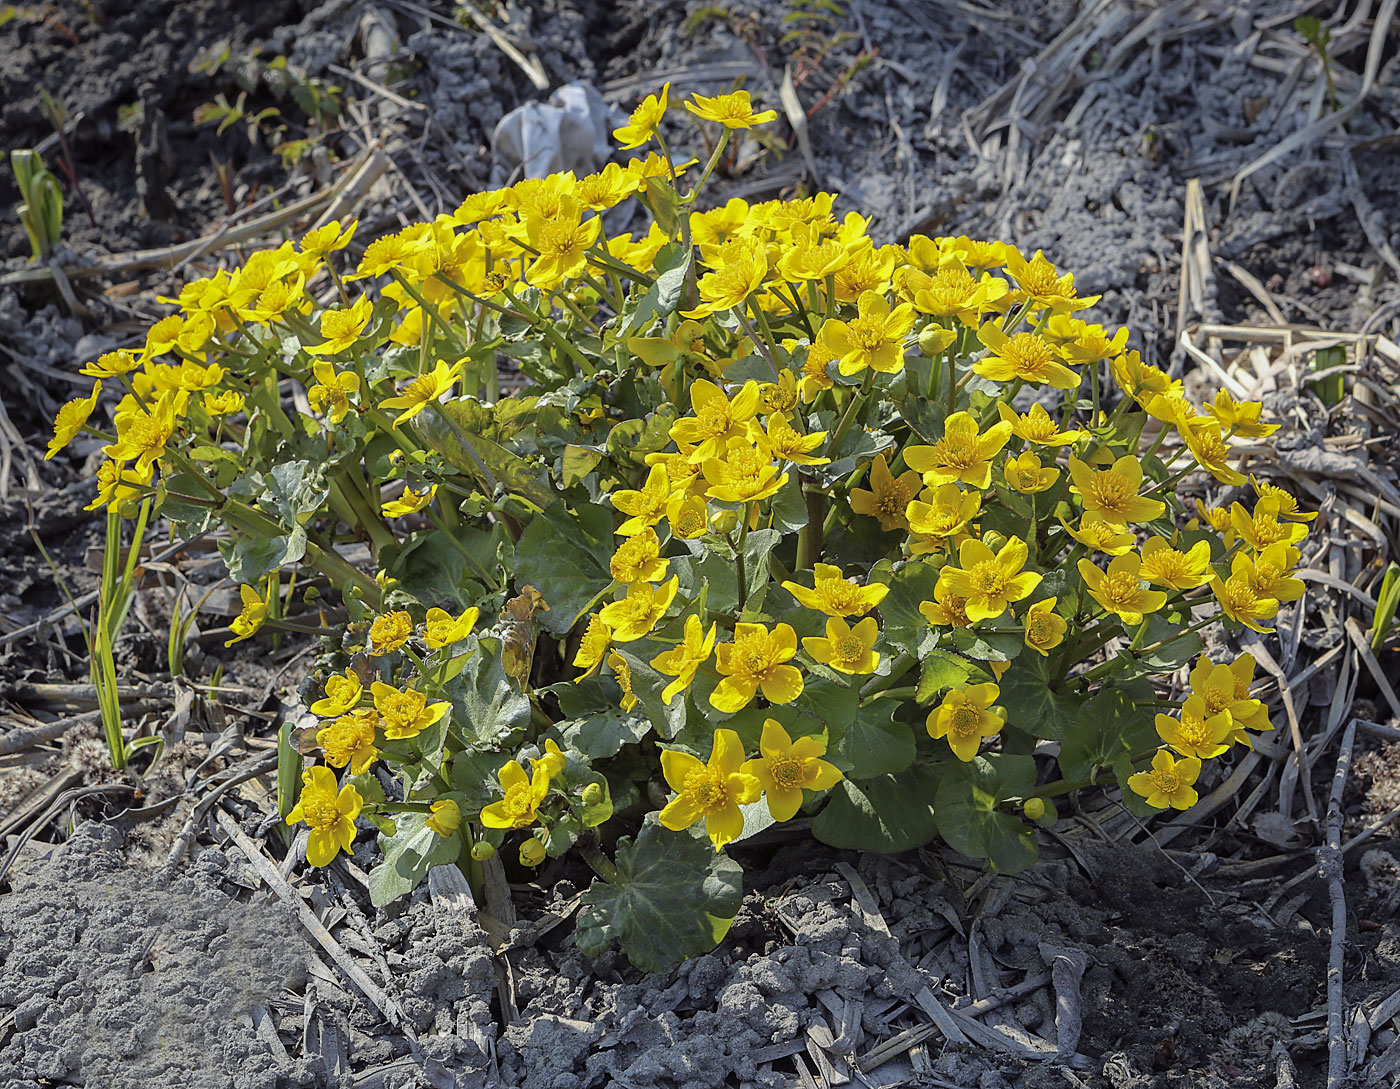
[519,838,547,867]
[1023,797,1046,821]
[580,782,604,806]
[470,841,496,862]
[982,530,1007,551]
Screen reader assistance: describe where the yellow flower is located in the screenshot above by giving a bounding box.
[1182,420,1246,485]
[1209,573,1278,633]
[1204,389,1278,438]
[1233,543,1305,603]
[1229,498,1308,552]
[1022,598,1067,655]
[1067,455,1165,526]
[1138,537,1214,590]
[803,615,880,675]
[651,614,718,705]
[608,650,639,711]
[682,239,768,318]
[598,576,679,641]
[105,391,181,473]
[1058,512,1137,556]
[905,411,1014,490]
[1002,451,1060,493]
[1251,476,1316,522]
[797,337,837,401]
[818,291,916,376]
[1194,499,1234,537]
[974,323,1079,388]
[532,738,568,780]
[669,379,763,460]
[684,89,777,129]
[575,162,637,211]
[525,198,604,288]
[1052,316,1130,364]
[367,610,415,656]
[299,218,358,258]
[480,760,552,829]
[286,766,362,866]
[423,606,480,648]
[659,729,761,850]
[1128,751,1201,810]
[996,402,1083,447]
[742,719,842,822]
[905,483,980,542]
[927,683,1003,762]
[202,389,245,416]
[352,229,437,280]
[1220,653,1273,744]
[613,82,670,148]
[667,493,708,539]
[702,437,787,504]
[87,459,153,516]
[304,294,374,355]
[1189,656,1263,730]
[919,580,973,628]
[307,361,361,424]
[609,463,670,535]
[781,562,888,617]
[1078,554,1167,626]
[763,414,829,465]
[711,622,804,713]
[47,381,102,460]
[381,484,437,518]
[426,799,461,838]
[310,667,364,716]
[379,359,463,425]
[610,527,669,584]
[225,584,268,647]
[850,452,923,532]
[1003,247,1099,313]
[80,349,140,379]
[1155,697,1232,760]
[452,190,508,225]
[573,613,613,677]
[316,709,380,774]
[938,536,1041,622]
[370,681,451,740]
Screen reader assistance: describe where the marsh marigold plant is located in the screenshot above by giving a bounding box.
[56,85,1309,971]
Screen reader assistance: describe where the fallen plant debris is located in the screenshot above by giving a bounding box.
[2,1,1400,1087]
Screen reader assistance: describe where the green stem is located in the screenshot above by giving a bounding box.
[1033,746,1161,800]
[828,368,874,459]
[796,487,825,570]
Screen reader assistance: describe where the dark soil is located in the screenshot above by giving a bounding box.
[2,1,1399,1087]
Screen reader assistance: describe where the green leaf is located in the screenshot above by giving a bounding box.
[812,764,941,852]
[934,754,1038,873]
[560,444,603,486]
[915,650,973,703]
[260,460,329,524]
[996,653,1081,741]
[949,626,1023,664]
[368,813,461,907]
[1058,681,1155,781]
[877,560,941,655]
[619,242,691,337]
[610,643,686,740]
[442,635,532,746]
[417,398,555,508]
[1112,612,1203,680]
[560,709,652,758]
[832,699,914,778]
[697,528,780,615]
[575,816,744,972]
[218,526,307,583]
[515,502,615,634]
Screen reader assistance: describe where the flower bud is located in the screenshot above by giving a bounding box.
[519,838,547,867]
[580,782,604,806]
[917,324,956,357]
[982,530,1007,551]
[425,799,461,838]
[709,508,739,535]
[470,841,496,862]
[1022,797,1046,821]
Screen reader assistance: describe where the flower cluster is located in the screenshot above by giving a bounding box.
[58,84,1310,967]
